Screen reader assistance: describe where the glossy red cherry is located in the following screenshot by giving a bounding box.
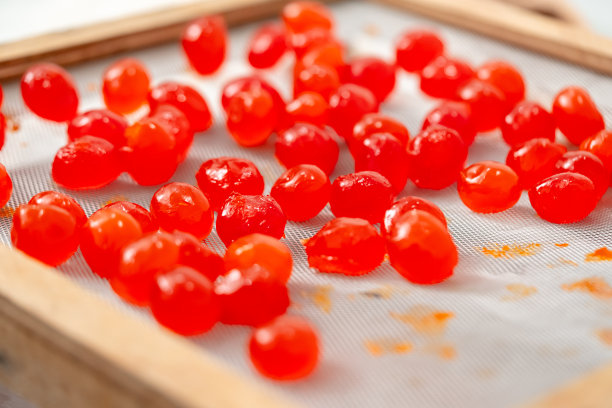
[182,16,227,75]
[458,161,521,213]
[271,164,331,221]
[299,42,345,72]
[80,208,143,279]
[386,209,458,284]
[293,63,340,100]
[196,157,265,211]
[284,91,328,129]
[501,101,556,146]
[457,79,508,132]
[408,125,468,190]
[282,1,333,33]
[249,315,320,381]
[21,63,79,122]
[226,86,277,147]
[29,191,86,228]
[147,82,212,133]
[222,76,285,112]
[150,182,213,240]
[248,24,288,69]
[420,56,474,100]
[476,60,525,107]
[395,29,445,73]
[52,136,122,190]
[149,104,194,163]
[172,231,224,282]
[224,234,293,284]
[305,217,385,275]
[216,194,286,246]
[288,27,334,58]
[506,138,567,190]
[421,101,476,146]
[346,57,396,103]
[67,109,128,147]
[353,133,410,193]
[11,204,79,266]
[328,84,378,139]
[330,171,394,224]
[0,113,5,151]
[528,173,597,224]
[102,58,150,114]
[553,86,605,145]
[103,201,158,233]
[581,130,612,175]
[214,264,289,326]
[351,113,409,151]
[0,164,12,208]
[383,196,447,235]
[554,151,609,200]
[151,265,219,336]
[275,123,339,175]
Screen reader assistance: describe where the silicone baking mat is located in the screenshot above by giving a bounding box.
[1,1,611,407]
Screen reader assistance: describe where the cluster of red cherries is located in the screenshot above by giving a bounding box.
[1,0,611,381]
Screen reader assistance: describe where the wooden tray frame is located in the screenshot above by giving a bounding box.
[0,0,611,407]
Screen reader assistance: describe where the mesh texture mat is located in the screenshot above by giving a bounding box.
[1,1,612,407]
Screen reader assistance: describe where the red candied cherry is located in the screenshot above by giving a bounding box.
[182,16,227,75]
[383,196,447,235]
[501,101,556,146]
[300,42,344,72]
[271,164,331,221]
[224,233,293,284]
[80,208,143,279]
[52,136,122,190]
[0,113,5,151]
[102,58,150,114]
[305,217,385,275]
[387,209,458,284]
[353,133,410,193]
[151,265,219,336]
[103,201,158,233]
[421,101,476,146]
[554,151,609,200]
[226,86,277,147]
[214,264,289,326]
[67,109,128,147]
[172,231,224,282]
[476,60,525,107]
[506,138,567,190]
[457,79,507,132]
[288,27,334,58]
[21,63,79,122]
[0,164,12,208]
[346,57,396,103]
[581,130,612,174]
[293,63,340,100]
[282,1,333,33]
[408,125,468,190]
[328,84,378,139]
[553,86,604,145]
[458,161,521,213]
[122,117,179,186]
[112,231,179,305]
[248,24,288,69]
[29,191,86,227]
[276,123,339,175]
[351,113,409,152]
[196,157,264,211]
[395,29,445,73]
[330,171,394,224]
[284,92,329,129]
[216,194,286,246]
[149,104,194,163]
[147,82,212,133]
[420,56,474,100]
[11,204,79,266]
[0,84,3,107]
[528,173,597,224]
[249,315,319,381]
[150,182,213,240]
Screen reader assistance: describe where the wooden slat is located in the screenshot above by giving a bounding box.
[0,245,302,408]
[377,0,612,75]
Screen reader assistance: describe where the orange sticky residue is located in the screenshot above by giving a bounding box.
[424,343,457,360]
[101,195,129,207]
[5,115,20,132]
[87,82,97,92]
[390,305,454,336]
[383,253,390,262]
[361,285,394,299]
[302,285,332,313]
[364,340,384,356]
[0,206,15,218]
[300,238,309,246]
[479,243,541,259]
[364,24,380,36]
[562,277,612,299]
[596,329,612,346]
[364,339,412,356]
[585,247,612,262]
[547,258,579,268]
[555,243,569,248]
[502,284,537,301]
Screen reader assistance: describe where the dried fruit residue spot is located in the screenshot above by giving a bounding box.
[361,285,394,299]
[479,243,541,259]
[301,285,333,313]
[300,238,309,246]
[390,306,454,336]
[101,195,130,207]
[476,367,497,380]
[364,24,380,36]
[555,243,569,248]
[0,206,15,218]
[562,277,612,300]
[364,339,412,356]
[596,329,612,346]
[424,343,457,360]
[87,82,97,92]
[585,247,612,262]
[502,284,537,301]
[547,258,579,268]
[5,115,20,132]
